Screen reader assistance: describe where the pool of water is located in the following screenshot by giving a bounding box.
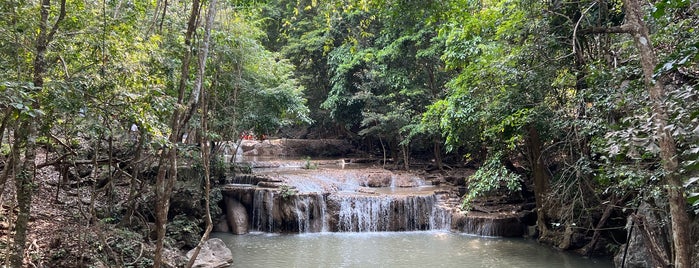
[212,231,613,268]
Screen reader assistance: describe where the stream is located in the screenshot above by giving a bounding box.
[216,153,613,267]
[213,231,613,267]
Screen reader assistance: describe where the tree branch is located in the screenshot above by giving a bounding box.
[579,25,632,35]
[47,0,67,42]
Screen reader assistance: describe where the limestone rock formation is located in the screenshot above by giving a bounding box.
[185,238,234,268]
[613,202,672,268]
[225,198,249,234]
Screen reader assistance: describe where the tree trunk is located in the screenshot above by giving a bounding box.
[578,193,618,255]
[379,137,386,168]
[525,126,550,238]
[9,121,37,266]
[153,0,201,266]
[0,107,12,150]
[0,143,16,197]
[402,142,410,170]
[122,130,145,227]
[185,0,217,265]
[433,138,443,170]
[186,92,214,268]
[622,0,692,266]
[10,1,66,265]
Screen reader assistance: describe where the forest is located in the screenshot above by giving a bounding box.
[0,0,698,267]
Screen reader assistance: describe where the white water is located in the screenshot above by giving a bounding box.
[292,193,329,233]
[335,193,451,232]
[242,166,453,233]
[251,190,275,232]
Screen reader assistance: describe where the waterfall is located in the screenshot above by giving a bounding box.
[334,194,450,232]
[252,189,275,232]
[429,204,452,231]
[319,194,329,232]
[458,214,526,237]
[223,167,460,235]
[293,194,328,233]
[337,195,390,232]
[294,196,310,233]
[230,174,258,185]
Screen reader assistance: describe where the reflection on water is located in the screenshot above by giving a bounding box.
[212,232,613,268]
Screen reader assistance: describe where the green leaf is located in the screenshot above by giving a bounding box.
[11,103,25,110]
[651,1,666,19]
[685,176,699,188]
[688,192,699,207]
[653,0,690,19]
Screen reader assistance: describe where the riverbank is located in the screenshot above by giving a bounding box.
[2,139,697,267]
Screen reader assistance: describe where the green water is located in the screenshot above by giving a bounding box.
[212,231,613,268]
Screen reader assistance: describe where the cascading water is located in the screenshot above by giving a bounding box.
[334,193,451,232]
[292,193,329,233]
[318,194,329,232]
[225,166,457,234]
[251,189,275,232]
[294,196,311,233]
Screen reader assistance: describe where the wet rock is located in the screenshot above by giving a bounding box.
[356,187,378,194]
[185,238,234,268]
[453,212,527,237]
[518,209,537,226]
[614,202,672,268]
[240,141,257,152]
[257,182,284,188]
[444,176,466,186]
[243,148,259,156]
[225,197,249,234]
[558,224,575,250]
[364,172,392,187]
[213,216,230,233]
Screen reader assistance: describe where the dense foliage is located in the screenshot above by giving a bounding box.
[248,0,699,265]
[0,0,697,266]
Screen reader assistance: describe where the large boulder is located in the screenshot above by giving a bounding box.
[185,238,234,268]
[614,202,672,268]
[362,171,394,187]
[225,197,249,234]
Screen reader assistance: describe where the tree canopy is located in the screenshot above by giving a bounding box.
[1,0,697,266]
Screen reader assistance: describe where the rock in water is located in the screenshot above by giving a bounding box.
[225,197,249,234]
[186,238,234,268]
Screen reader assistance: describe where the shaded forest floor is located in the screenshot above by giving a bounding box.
[0,148,187,267]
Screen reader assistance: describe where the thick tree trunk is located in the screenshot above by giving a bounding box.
[525,126,550,238]
[622,0,692,266]
[9,121,37,266]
